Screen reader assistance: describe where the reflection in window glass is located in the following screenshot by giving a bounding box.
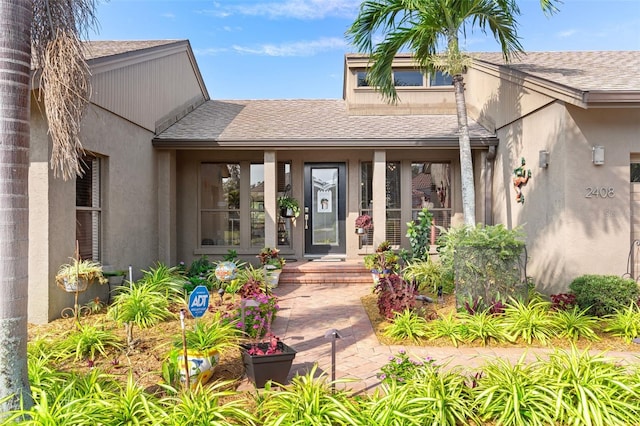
[76,155,100,260]
[356,71,369,87]
[430,71,453,86]
[411,162,452,240]
[200,163,240,246]
[393,70,423,87]
[250,164,264,247]
[631,164,640,182]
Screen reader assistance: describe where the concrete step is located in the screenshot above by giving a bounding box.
[279,260,373,285]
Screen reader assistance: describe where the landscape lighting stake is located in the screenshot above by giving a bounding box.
[324,328,342,392]
[180,309,190,390]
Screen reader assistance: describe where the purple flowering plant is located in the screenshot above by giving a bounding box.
[377,350,437,385]
[235,279,279,339]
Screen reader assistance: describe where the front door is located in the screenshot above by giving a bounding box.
[304,163,346,256]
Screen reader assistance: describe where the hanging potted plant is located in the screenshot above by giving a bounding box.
[355,214,373,234]
[277,196,300,218]
[56,258,107,293]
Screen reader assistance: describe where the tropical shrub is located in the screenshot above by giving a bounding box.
[425,312,467,347]
[439,224,527,309]
[551,306,600,342]
[549,292,577,311]
[405,207,433,261]
[501,297,556,344]
[603,302,640,343]
[569,274,640,317]
[377,350,435,385]
[383,310,429,343]
[107,282,173,348]
[373,274,416,319]
[474,355,557,426]
[402,259,450,293]
[457,310,510,346]
[256,365,356,426]
[138,262,187,304]
[56,324,122,362]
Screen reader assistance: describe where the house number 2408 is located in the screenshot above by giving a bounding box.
[585,187,615,198]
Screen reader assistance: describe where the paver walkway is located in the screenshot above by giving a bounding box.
[240,283,640,394]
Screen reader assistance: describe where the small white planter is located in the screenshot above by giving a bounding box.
[265,265,282,288]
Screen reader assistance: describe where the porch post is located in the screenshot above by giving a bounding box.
[157,150,176,265]
[372,150,386,247]
[264,151,278,247]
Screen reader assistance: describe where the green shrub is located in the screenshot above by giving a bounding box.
[405,207,433,261]
[569,274,640,317]
[603,303,640,343]
[383,310,429,343]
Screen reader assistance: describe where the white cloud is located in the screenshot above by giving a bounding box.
[208,0,360,20]
[193,47,230,56]
[161,12,175,19]
[232,37,347,56]
[557,29,578,38]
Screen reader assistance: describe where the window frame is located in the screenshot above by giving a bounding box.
[76,155,102,261]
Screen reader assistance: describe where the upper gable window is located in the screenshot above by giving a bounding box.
[430,71,453,86]
[356,69,450,88]
[393,70,423,86]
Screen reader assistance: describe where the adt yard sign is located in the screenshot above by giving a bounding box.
[188,285,210,318]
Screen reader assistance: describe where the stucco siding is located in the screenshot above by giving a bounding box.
[29,103,160,323]
[465,66,556,133]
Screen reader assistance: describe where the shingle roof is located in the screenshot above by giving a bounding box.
[155,99,495,145]
[472,51,640,92]
[82,40,183,61]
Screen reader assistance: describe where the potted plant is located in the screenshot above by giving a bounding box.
[363,241,400,284]
[56,258,108,292]
[278,196,300,218]
[258,247,285,288]
[355,214,373,234]
[240,333,297,388]
[173,312,241,389]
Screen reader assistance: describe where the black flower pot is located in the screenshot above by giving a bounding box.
[241,341,297,388]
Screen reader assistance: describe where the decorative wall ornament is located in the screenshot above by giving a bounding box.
[513,157,532,204]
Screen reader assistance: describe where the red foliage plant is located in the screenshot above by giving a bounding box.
[550,293,577,311]
[374,274,417,319]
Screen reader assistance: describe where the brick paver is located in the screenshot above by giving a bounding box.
[238,283,640,394]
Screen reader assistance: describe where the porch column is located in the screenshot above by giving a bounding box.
[372,150,386,246]
[264,151,277,247]
[158,150,176,265]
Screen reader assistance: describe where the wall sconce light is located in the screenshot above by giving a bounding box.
[539,150,550,168]
[592,145,605,165]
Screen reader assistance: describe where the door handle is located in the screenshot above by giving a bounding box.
[304,206,309,229]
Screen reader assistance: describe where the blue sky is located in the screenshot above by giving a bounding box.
[91,0,640,99]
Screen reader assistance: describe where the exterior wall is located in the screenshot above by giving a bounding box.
[344,55,456,115]
[466,64,640,294]
[174,148,465,266]
[29,102,160,323]
[91,48,206,132]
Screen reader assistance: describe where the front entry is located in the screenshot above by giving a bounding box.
[303,163,346,256]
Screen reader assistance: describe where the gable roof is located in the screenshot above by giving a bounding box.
[471,51,640,106]
[153,99,497,149]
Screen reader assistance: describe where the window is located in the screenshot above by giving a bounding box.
[76,155,101,260]
[200,163,240,246]
[277,162,293,247]
[411,162,451,240]
[360,161,402,246]
[393,70,423,86]
[430,71,453,86]
[357,68,451,88]
[250,164,264,247]
[631,163,640,182]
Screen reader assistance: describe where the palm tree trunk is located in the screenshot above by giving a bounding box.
[0,0,33,412]
[452,73,476,226]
